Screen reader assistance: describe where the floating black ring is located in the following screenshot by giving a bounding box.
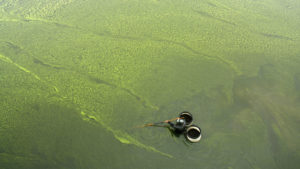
[179,111,193,126]
[185,125,202,143]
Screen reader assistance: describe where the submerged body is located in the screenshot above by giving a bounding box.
[167,118,187,134]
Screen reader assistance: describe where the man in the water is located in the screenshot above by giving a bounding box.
[165,118,186,134]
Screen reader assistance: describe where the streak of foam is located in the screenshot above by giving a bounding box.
[0,53,40,80]
[0,53,59,92]
[80,111,173,158]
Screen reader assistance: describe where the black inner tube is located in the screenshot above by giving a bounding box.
[180,114,193,124]
[187,128,201,139]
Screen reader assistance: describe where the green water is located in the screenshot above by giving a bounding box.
[0,0,300,168]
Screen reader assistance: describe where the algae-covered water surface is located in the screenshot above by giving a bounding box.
[1,0,300,168]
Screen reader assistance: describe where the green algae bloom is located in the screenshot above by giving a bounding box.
[0,0,300,168]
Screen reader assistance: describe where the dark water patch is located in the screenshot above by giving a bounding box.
[22,19,31,22]
[266,124,281,169]
[88,75,116,88]
[89,31,106,37]
[0,41,23,56]
[192,9,236,26]
[159,85,230,123]
[144,36,237,72]
[89,76,152,109]
[0,147,5,154]
[55,156,77,169]
[233,64,278,107]
[257,64,278,87]
[86,74,153,109]
[33,57,64,70]
[206,1,217,7]
[294,73,300,91]
[0,41,28,64]
[150,37,203,55]
[33,58,52,68]
[0,152,57,169]
[294,73,300,101]
[0,41,22,51]
[231,64,300,168]
[52,22,75,29]
[119,87,149,108]
[108,33,145,41]
[94,31,220,67]
[258,32,293,41]
[21,18,73,29]
[30,146,47,160]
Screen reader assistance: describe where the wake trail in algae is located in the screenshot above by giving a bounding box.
[0,53,173,158]
[80,111,173,158]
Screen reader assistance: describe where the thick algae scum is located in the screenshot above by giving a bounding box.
[0,52,172,158]
[1,0,300,169]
